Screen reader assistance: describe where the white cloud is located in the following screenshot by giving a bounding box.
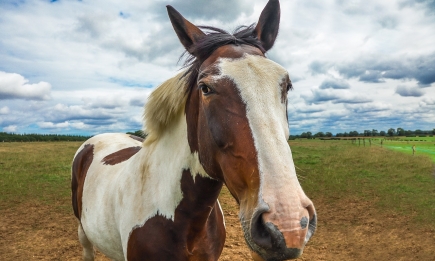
[0,106,10,114]
[38,121,70,129]
[0,0,434,134]
[302,88,372,105]
[0,71,51,100]
[3,125,17,133]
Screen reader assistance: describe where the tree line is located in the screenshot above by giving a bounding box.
[292,128,435,139]
[0,132,91,142]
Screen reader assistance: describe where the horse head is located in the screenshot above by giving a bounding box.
[167,0,316,259]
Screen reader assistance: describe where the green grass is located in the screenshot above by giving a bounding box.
[291,139,435,226]
[372,138,435,162]
[397,136,435,142]
[0,142,83,211]
[1,140,434,228]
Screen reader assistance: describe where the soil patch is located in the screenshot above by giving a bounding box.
[1,189,434,260]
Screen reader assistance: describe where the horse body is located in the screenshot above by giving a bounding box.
[72,1,317,260]
[73,89,226,260]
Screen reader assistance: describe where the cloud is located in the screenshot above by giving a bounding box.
[302,88,372,104]
[150,0,255,21]
[333,54,435,85]
[43,103,115,123]
[309,61,329,75]
[319,77,350,89]
[0,71,51,100]
[377,15,399,29]
[395,85,425,97]
[400,0,435,16]
[1,0,435,135]
[3,125,17,132]
[38,121,70,129]
[344,102,391,113]
[0,106,10,114]
[421,97,435,106]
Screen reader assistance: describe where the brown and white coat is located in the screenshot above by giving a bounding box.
[71,1,316,260]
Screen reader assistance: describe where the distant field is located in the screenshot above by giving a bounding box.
[1,141,434,260]
[371,136,435,162]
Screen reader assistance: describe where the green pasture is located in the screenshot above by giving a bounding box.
[0,142,80,211]
[290,138,435,226]
[1,140,434,228]
[371,137,435,162]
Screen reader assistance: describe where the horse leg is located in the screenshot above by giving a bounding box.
[78,223,95,261]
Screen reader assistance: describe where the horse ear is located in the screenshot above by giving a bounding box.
[254,0,280,52]
[167,5,206,55]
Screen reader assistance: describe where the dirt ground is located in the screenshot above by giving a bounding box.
[1,189,435,260]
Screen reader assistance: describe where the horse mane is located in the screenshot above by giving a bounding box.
[143,24,264,144]
[143,71,187,145]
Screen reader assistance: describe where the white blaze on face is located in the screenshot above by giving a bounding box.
[217,54,305,215]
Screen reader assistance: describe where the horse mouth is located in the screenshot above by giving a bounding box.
[240,214,317,260]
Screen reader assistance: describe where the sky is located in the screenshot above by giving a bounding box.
[0,0,434,136]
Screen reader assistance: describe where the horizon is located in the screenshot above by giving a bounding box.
[1,0,434,136]
[2,127,434,137]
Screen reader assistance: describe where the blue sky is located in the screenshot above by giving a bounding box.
[0,0,434,135]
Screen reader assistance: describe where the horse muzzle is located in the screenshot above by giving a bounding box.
[244,202,317,260]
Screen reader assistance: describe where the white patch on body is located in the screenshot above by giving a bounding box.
[78,113,209,260]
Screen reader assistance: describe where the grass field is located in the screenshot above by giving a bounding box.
[366,136,435,162]
[1,140,434,260]
[292,139,435,224]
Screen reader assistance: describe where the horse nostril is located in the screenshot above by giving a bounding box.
[250,207,286,250]
[300,216,308,229]
[251,210,273,250]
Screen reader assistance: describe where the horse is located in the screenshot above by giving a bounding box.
[71,0,316,260]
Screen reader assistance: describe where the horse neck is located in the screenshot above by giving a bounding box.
[136,110,222,223]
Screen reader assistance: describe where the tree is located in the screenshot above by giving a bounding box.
[325,132,332,137]
[372,129,378,136]
[379,130,386,136]
[397,127,405,136]
[306,131,312,139]
[349,131,359,137]
[314,132,325,138]
[387,128,396,136]
[433,129,435,135]
[364,130,372,136]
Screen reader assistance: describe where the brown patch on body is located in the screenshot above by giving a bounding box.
[101,146,141,165]
[71,144,94,219]
[129,135,144,142]
[127,170,224,261]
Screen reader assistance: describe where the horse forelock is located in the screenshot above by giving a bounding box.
[143,71,188,144]
[181,25,264,94]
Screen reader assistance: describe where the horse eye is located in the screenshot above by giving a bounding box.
[287,82,292,91]
[200,84,212,95]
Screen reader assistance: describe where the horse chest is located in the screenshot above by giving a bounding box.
[126,201,225,261]
[123,170,224,260]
